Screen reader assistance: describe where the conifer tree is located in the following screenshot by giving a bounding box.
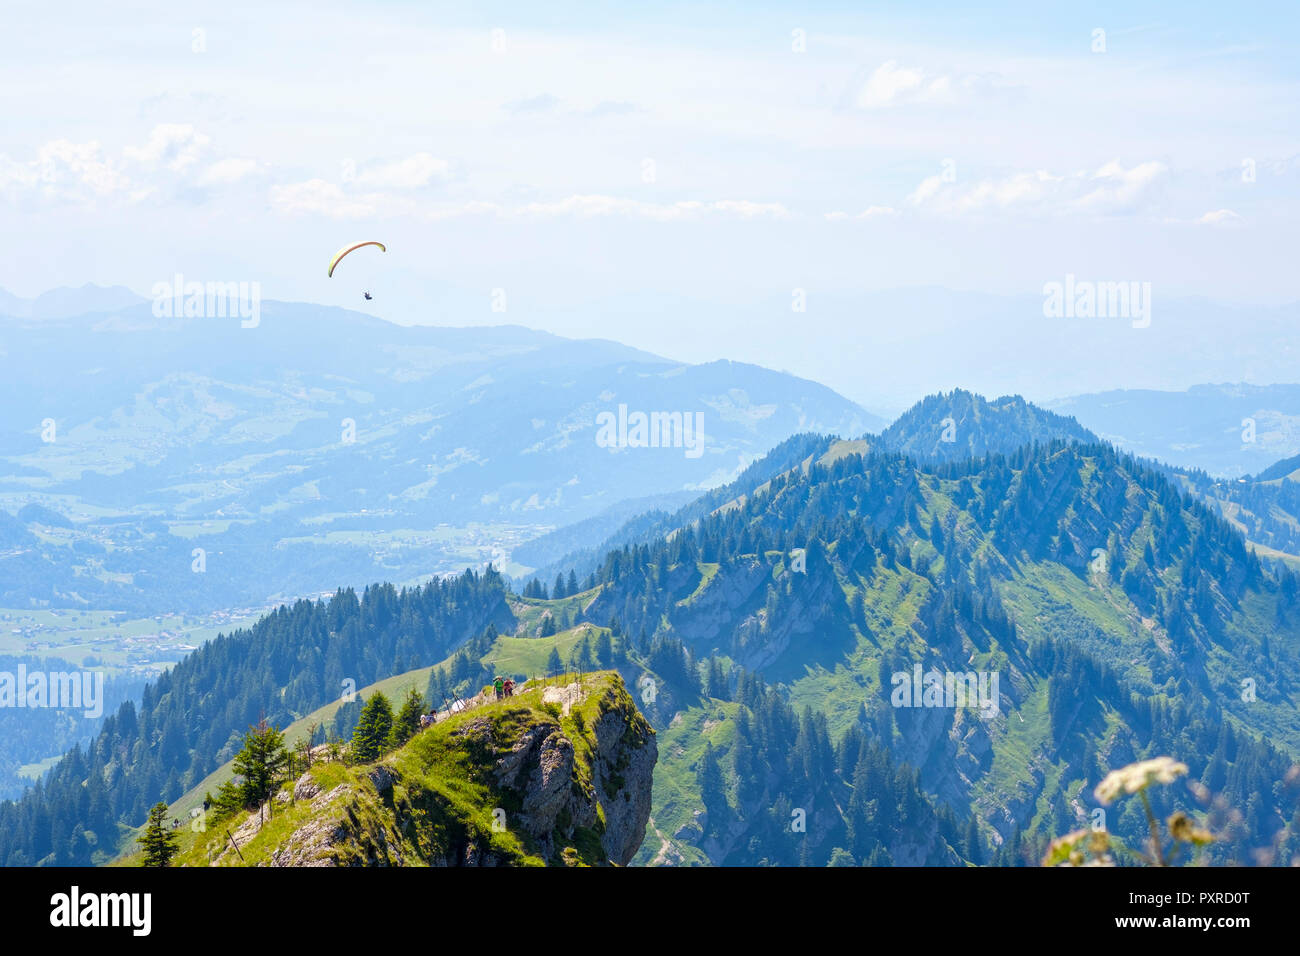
[577,635,596,672]
[350,693,394,762]
[137,802,180,867]
[596,630,613,668]
[390,688,426,748]
[231,719,291,807]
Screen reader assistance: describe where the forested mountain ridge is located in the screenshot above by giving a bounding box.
[521,432,836,587]
[1257,453,1300,483]
[1185,466,1300,565]
[572,438,1300,864]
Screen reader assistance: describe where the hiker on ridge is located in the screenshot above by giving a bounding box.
[493,676,504,700]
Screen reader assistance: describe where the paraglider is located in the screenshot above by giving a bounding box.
[327,241,386,278]
[363,291,372,300]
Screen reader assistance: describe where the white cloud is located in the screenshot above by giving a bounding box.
[855,61,1008,110]
[270,179,382,218]
[908,174,948,206]
[422,194,790,222]
[355,153,450,189]
[1197,208,1243,225]
[0,139,127,202]
[504,93,561,115]
[860,204,898,218]
[0,125,260,205]
[858,61,927,109]
[907,161,1166,217]
[267,186,790,222]
[825,205,897,220]
[423,200,505,220]
[122,124,209,171]
[951,171,1061,211]
[514,194,789,221]
[1073,160,1167,212]
[198,157,258,185]
[708,199,790,219]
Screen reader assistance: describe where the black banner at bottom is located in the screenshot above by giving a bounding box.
[0,864,1280,944]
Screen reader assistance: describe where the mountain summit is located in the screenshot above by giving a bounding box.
[878,389,1097,462]
[0,283,145,321]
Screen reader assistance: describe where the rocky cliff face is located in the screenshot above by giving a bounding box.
[206,673,656,867]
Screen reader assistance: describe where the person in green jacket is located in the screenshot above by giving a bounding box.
[493,676,504,700]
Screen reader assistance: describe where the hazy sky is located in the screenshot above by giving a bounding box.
[2,0,1297,409]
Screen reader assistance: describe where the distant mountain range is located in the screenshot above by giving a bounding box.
[373,286,1300,417]
[1046,384,1300,479]
[0,295,880,613]
[0,283,145,321]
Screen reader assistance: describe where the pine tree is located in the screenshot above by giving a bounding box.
[964,816,983,865]
[828,847,855,867]
[546,647,563,677]
[351,693,394,762]
[137,802,180,867]
[705,656,726,699]
[390,688,426,748]
[211,778,244,817]
[333,696,364,741]
[577,636,596,672]
[596,630,613,668]
[699,742,726,812]
[851,589,866,631]
[231,719,291,808]
[425,667,450,710]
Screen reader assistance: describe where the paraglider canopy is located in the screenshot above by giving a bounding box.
[328,241,386,277]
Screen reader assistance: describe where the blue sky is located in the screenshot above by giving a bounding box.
[1,1,1297,407]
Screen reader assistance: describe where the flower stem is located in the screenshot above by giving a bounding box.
[1140,790,1165,866]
